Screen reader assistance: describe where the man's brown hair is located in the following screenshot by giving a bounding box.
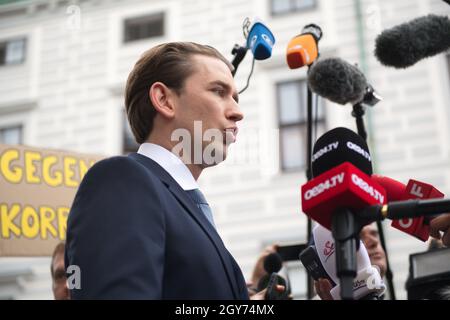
[125,42,233,144]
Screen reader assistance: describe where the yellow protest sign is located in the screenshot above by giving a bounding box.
[0,144,103,256]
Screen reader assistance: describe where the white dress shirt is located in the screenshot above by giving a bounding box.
[137,143,199,191]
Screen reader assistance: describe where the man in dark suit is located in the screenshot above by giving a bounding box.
[65,42,267,299]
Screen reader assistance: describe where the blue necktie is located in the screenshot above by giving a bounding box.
[186,189,216,229]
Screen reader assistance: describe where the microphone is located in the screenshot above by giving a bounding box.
[307,58,368,105]
[372,175,445,241]
[313,225,386,300]
[392,180,444,241]
[246,19,275,60]
[264,252,283,274]
[307,57,382,142]
[286,24,323,69]
[302,163,386,230]
[302,127,386,230]
[256,252,282,291]
[302,127,387,299]
[371,175,408,202]
[361,198,450,226]
[375,14,450,69]
[311,127,373,177]
[256,253,290,299]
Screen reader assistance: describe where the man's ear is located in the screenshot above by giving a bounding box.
[149,82,177,119]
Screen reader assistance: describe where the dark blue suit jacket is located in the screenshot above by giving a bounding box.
[65,153,249,299]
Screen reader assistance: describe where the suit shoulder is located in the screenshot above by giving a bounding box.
[88,155,147,176]
[82,155,160,188]
[71,155,166,220]
[89,155,140,172]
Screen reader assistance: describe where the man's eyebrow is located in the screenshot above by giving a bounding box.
[209,80,239,103]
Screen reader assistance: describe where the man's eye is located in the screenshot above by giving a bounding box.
[54,270,67,281]
[212,88,225,96]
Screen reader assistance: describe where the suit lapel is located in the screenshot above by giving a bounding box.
[128,153,241,299]
[166,184,241,299]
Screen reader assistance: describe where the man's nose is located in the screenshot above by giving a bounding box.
[226,100,244,122]
[365,236,378,248]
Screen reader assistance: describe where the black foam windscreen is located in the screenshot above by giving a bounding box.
[263,252,283,273]
[375,14,450,69]
[312,127,372,177]
[308,57,367,105]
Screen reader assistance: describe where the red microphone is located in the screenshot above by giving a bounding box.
[393,180,444,241]
[371,175,445,241]
[371,175,408,202]
[301,162,386,230]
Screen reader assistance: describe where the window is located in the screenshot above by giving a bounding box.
[270,0,316,16]
[123,12,165,43]
[0,126,23,145]
[276,80,325,172]
[122,112,139,154]
[0,38,26,66]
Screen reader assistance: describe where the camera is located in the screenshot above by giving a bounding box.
[406,247,450,300]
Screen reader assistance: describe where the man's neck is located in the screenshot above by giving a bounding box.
[146,138,203,180]
[185,163,202,181]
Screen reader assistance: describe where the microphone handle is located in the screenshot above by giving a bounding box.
[359,198,450,223]
[352,103,367,141]
[332,208,358,300]
[265,273,290,300]
[387,198,450,219]
[231,44,248,77]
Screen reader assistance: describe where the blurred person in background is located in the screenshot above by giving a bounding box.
[430,213,450,247]
[247,244,278,297]
[51,242,69,300]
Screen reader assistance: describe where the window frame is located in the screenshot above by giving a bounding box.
[0,124,23,145]
[270,0,318,17]
[123,12,165,44]
[0,37,27,67]
[276,79,326,172]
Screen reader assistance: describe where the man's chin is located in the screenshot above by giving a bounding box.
[202,151,227,167]
[200,143,228,166]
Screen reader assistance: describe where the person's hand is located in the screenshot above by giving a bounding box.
[250,285,286,300]
[430,213,450,247]
[250,244,278,286]
[314,278,334,300]
[246,282,258,298]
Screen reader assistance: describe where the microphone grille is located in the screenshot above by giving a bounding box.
[263,252,283,273]
[374,14,450,69]
[308,58,367,105]
[312,127,372,177]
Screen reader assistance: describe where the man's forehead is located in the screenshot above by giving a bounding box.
[191,55,234,83]
[362,224,377,234]
[53,251,64,263]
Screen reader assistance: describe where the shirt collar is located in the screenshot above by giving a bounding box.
[137,143,199,191]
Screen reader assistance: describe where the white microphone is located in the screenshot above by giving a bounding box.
[313,224,386,300]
